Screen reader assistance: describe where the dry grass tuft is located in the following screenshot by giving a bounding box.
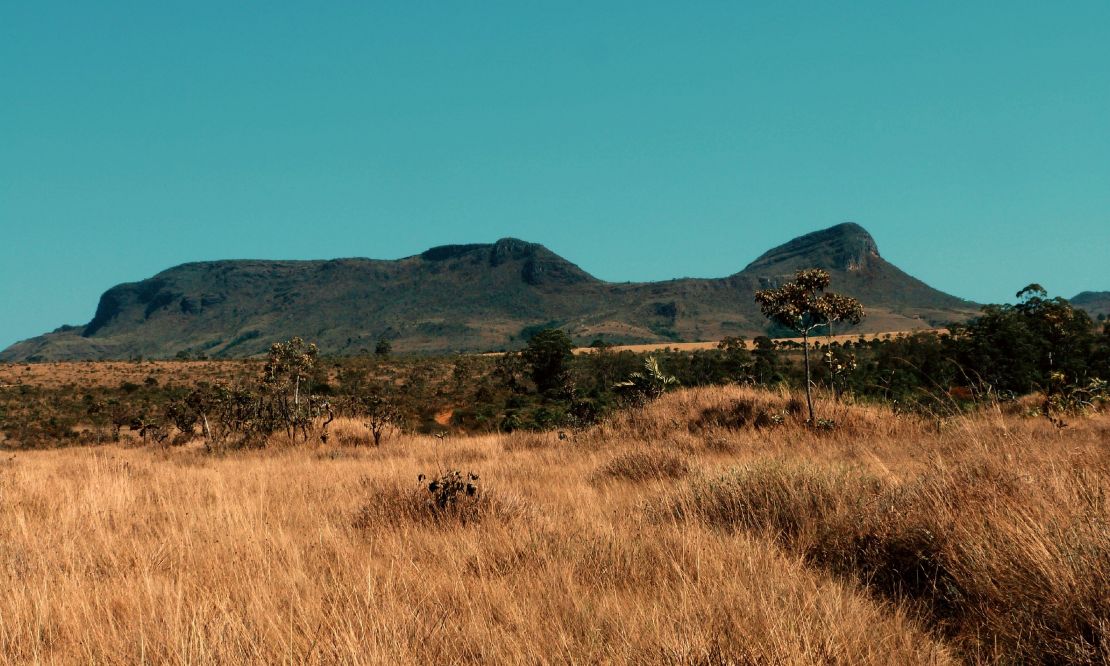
[664,451,1110,663]
[329,417,375,447]
[593,449,691,482]
[500,431,559,452]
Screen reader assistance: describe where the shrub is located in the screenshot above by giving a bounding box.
[354,470,518,528]
[691,399,783,431]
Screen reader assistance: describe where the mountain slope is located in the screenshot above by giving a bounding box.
[1071,291,1110,319]
[2,224,979,361]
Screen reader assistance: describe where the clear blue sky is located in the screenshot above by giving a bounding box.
[3,2,1109,350]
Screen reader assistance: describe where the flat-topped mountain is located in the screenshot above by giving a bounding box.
[2,223,979,361]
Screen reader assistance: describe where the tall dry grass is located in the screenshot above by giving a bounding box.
[0,385,1106,663]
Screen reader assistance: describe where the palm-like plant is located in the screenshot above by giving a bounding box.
[615,356,677,404]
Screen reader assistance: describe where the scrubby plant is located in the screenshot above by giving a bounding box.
[420,470,480,512]
[717,336,755,384]
[1045,374,1108,422]
[357,389,402,446]
[691,397,796,432]
[614,356,677,406]
[262,337,322,442]
[354,470,494,528]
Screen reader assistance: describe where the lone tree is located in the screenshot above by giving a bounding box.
[755,269,864,424]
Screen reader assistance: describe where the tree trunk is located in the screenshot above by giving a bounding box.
[802,328,815,424]
[826,322,840,402]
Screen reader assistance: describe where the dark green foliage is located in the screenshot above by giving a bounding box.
[518,321,561,342]
[948,285,1098,395]
[374,337,392,356]
[522,329,574,396]
[421,470,480,511]
[614,356,677,406]
[353,386,402,446]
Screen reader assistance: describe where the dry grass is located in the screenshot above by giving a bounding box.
[0,360,261,390]
[1,385,1107,663]
[568,329,947,355]
[593,449,691,483]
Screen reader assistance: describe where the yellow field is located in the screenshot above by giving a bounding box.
[570,329,946,355]
[0,386,1106,664]
[0,360,257,390]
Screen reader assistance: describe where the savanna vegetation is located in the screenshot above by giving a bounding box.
[0,387,1107,663]
[0,278,1108,663]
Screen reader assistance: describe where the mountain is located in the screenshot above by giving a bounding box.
[2,223,979,361]
[1070,292,1110,319]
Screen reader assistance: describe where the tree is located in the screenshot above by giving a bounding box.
[949,284,1096,396]
[361,389,400,446]
[263,337,321,442]
[750,336,782,384]
[493,351,530,394]
[717,336,754,384]
[264,337,318,407]
[755,269,865,423]
[375,337,392,356]
[522,328,575,396]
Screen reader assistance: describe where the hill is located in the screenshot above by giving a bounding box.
[2,223,978,361]
[1071,291,1110,319]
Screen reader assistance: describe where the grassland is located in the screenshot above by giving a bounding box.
[1,385,1107,664]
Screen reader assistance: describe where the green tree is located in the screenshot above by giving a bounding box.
[263,337,321,442]
[949,284,1096,395]
[755,269,865,423]
[717,336,754,384]
[750,336,782,384]
[522,328,575,396]
[264,336,318,409]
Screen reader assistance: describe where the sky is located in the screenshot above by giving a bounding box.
[2,2,1109,350]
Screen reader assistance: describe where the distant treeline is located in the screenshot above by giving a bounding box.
[1,286,1107,448]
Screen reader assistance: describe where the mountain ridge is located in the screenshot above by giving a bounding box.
[2,224,980,361]
[1071,291,1110,319]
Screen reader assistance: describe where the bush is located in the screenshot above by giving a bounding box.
[688,396,804,432]
[354,469,518,527]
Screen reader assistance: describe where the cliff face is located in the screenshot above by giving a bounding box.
[2,224,978,361]
[742,222,881,274]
